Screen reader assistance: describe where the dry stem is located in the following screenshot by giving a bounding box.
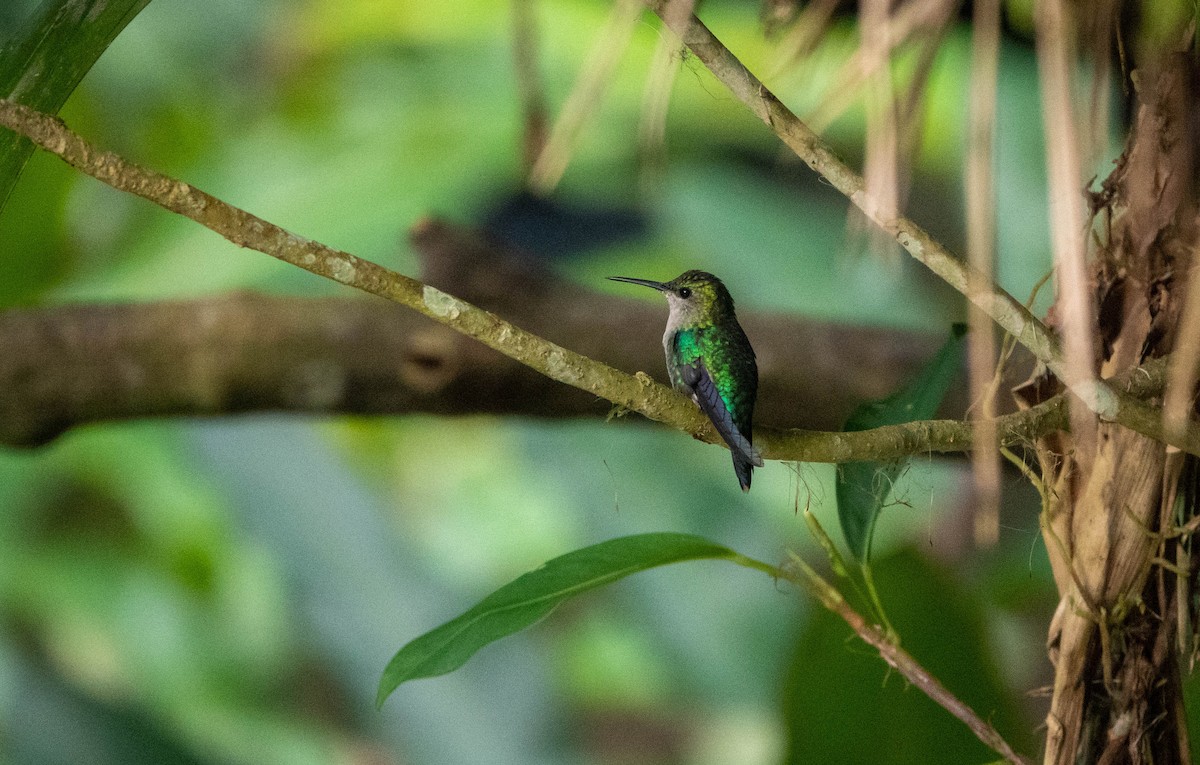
[966,0,1002,546]
[782,553,1032,765]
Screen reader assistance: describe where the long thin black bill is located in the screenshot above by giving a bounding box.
[607,276,669,291]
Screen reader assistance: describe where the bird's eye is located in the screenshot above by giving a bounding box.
[678,287,692,299]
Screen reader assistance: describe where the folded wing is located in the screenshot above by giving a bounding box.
[679,359,763,491]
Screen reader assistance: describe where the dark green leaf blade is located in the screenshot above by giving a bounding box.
[0,0,153,212]
[377,533,741,707]
[837,323,967,560]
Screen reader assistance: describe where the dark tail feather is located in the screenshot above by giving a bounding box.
[733,452,754,492]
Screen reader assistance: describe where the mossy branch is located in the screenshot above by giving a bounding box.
[0,98,699,439]
[0,97,1190,461]
[760,395,1065,462]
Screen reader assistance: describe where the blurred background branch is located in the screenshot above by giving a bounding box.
[0,217,956,447]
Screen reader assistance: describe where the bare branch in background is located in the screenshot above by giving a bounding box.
[638,0,693,191]
[767,0,840,75]
[893,4,953,157]
[511,0,548,171]
[527,0,643,194]
[859,0,900,251]
[1080,0,1118,170]
[1036,0,1099,465]
[777,0,955,260]
[802,0,952,135]
[760,0,802,35]
[966,0,1002,546]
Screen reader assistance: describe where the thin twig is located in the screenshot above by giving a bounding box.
[528,0,643,193]
[759,396,1067,462]
[1035,0,1099,465]
[781,553,1032,765]
[966,0,1002,547]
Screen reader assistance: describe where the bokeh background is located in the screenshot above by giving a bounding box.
[4,0,1191,762]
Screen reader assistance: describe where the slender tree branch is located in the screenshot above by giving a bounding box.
[762,396,1065,463]
[966,0,1003,545]
[640,1,1200,456]
[0,98,964,464]
[0,96,1196,463]
[780,553,1032,765]
[0,98,707,444]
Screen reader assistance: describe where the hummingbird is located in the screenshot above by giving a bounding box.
[608,270,762,491]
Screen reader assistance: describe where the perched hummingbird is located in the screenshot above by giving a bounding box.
[608,270,762,491]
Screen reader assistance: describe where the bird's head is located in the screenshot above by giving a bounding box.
[607,270,735,328]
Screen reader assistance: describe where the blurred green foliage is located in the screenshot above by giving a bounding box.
[0,0,1155,763]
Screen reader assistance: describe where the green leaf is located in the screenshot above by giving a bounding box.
[0,0,153,212]
[377,533,753,707]
[836,323,967,560]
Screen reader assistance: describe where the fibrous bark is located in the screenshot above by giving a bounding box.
[1037,54,1200,765]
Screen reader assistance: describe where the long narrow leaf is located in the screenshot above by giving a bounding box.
[837,324,967,560]
[0,0,152,211]
[377,533,753,707]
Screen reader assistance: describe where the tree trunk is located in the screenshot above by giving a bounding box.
[1037,54,1200,765]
